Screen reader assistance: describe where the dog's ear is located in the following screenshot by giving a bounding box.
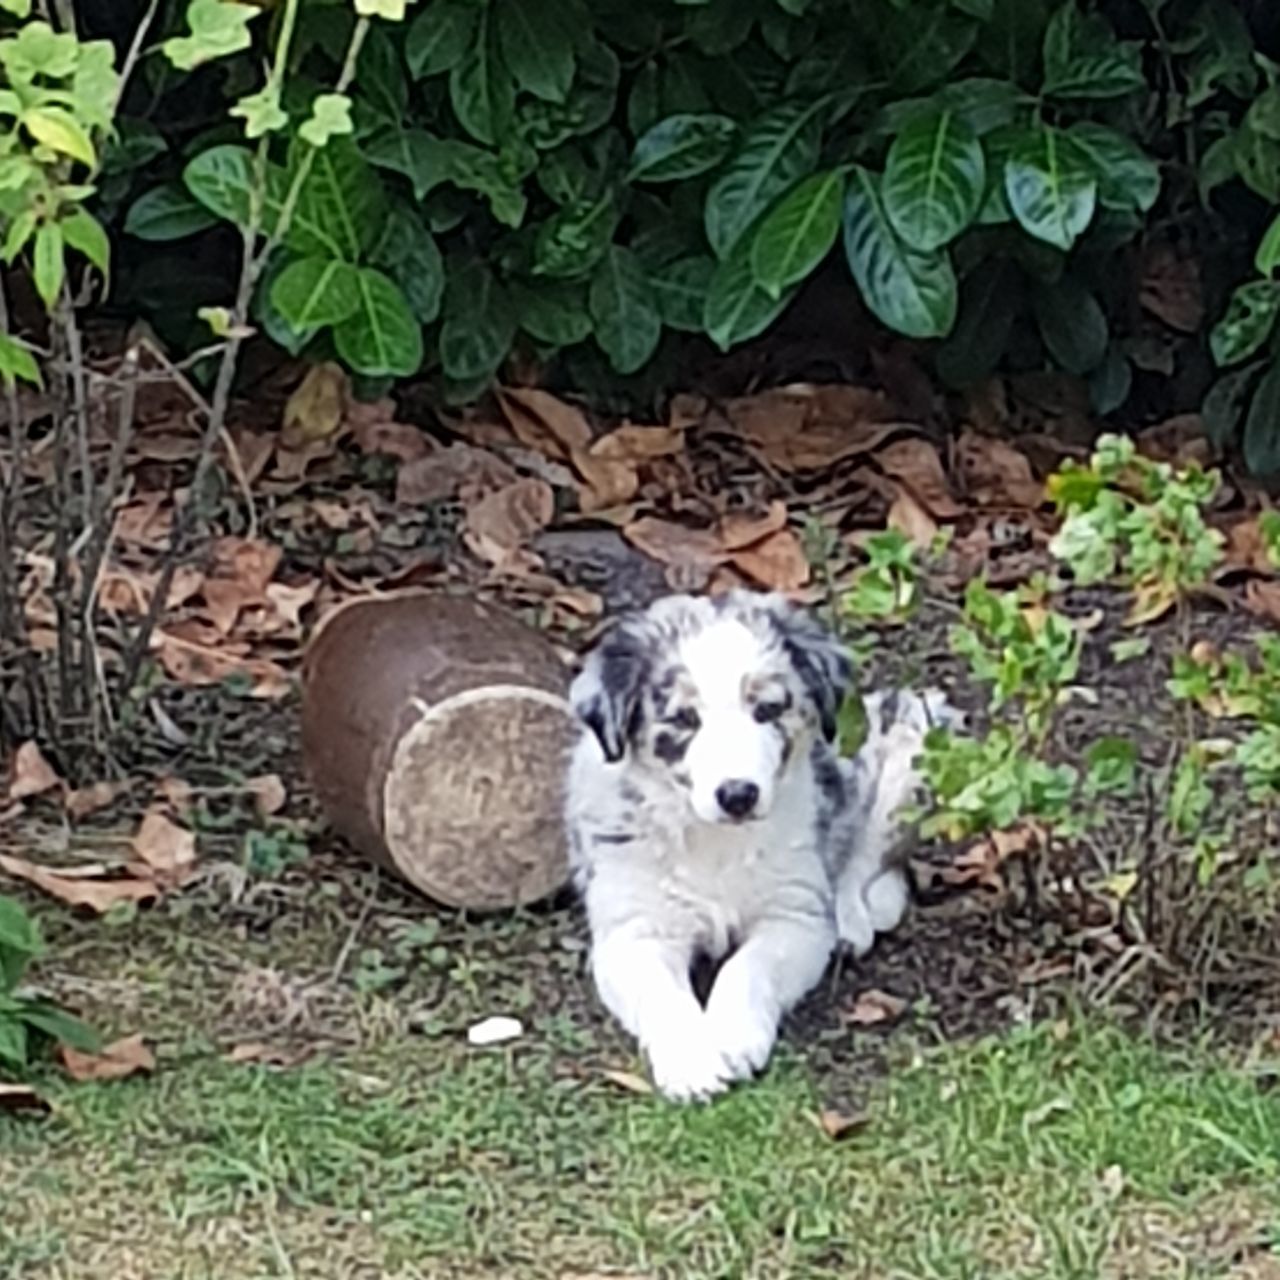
[772,605,854,741]
[570,618,651,763]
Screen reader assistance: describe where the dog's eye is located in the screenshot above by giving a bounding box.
[669,707,701,732]
[753,700,787,723]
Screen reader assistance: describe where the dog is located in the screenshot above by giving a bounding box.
[565,589,954,1102]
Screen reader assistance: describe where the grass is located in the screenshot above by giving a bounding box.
[5,1012,1280,1280]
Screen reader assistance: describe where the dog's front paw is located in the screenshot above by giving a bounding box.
[645,1027,734,1103]
[703,987,780,1082]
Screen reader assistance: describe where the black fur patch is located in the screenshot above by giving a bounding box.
[593,832,636,846]
[653,731,689,765]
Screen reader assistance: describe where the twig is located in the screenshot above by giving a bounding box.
[108,0,162,120]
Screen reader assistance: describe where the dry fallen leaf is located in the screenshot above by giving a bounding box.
[955,429,1045,509]
[200,537,283,636]
[64,779,132,821]
[8,741,62,800]
[396,443,516,506]
[844,988,908,1026]
[282,361,348,447]
[729,528,811,592]
[1139,245,1204,334]
[1245,579,1280,626]
[246,774,287,817]
[0,1082,50,1115]
[60,1033,155,1083]
[0,853,159,913]
[130,810,197,885]
[153,630,292,700]
[886,488,939,549]
[941,823,1042,892]
[497,385,593,459]
[876,438,963,518]
[226,1041,313,1068]
[809,1107,869,1140]
[600,1068,654,1096]
[622,517,727,571]
[720,501,789,552]
[1223,517,1278,576]
[463,477,556,570]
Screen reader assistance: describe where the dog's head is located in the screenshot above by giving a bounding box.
[570,591,853,824]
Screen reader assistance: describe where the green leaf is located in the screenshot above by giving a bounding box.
[1244,363,1280,477]
[299,93,354,148]
[1066,123,1160,214]
[355,0,418,20]
[0,1016,28,1068]
[510,278,592,346]
[406,0,478,77]
[60,208,109,279]
[589,245,661,374]
[231,85,289,139]
[372,205,445,325]
[439,258,517,380]
[16,1000,98,1052]
[882,111,986,253]
[1033,273,1107,374]
[33,221,65,310]
[288,138,386,261]
[704,231,798,351]
[270,256,363,330]
[1203,361,1265,449]
[1258,214,1280,278]
[364,127,451,202]
[183,144,260,228]
[332,268,423,377]
[842,167,957,339]
[751,169,843,300]
[872,4,978,94]
[125,183,219,241]
[1210,281,1280,368]
[450,6,515,147]
[1042,1,1143,100]
[534,193,619,280]
[23,107,95,167]
[935,257,1022,386]
[163,0,259,70]
[1088,347,1131,416]
[652,255,716,332]
[1004,124,1096,251]
[495,0,577,103]
[0,0,33,17]
[704,99,824,259]
[628,113,737,184]
[0,895,40,961]
[977,0,1048,84]
[0,332,41,389]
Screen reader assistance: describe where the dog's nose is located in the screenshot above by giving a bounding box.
[715,779,759,819]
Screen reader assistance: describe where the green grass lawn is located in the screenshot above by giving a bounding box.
[6,1013,1280,1280]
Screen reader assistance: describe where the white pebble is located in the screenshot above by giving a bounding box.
[466,1015,523,1046]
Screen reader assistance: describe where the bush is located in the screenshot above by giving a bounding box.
[37,0,1247,443]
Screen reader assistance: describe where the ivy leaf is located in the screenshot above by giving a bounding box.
[1065,123,1160,214]
[704,99,824,259]
[590,245,662,374]
[22,107,96,167]
[60,208,110,280]
[751,169,844,300]
[1004,123,1096,251]
[333,268,423,376]
[628,113,737,183]
[230,85,289,139]
[439,257,517,381]
[0,0,33,17]
[33,220,65,310]
[1033,272,1108,374]
[1210,281,1280,367]
[842,166,957,339]
[450,6,515,147]
[0,332,41,388]
[406,0,478,78]
[163,0,259,71]
[270,256,363,330]
[882,110,986,252]
[299,93,354,148]
[495,0,577,103]
[70,40,119,132]
[1042,1,1143,99]
[651,255,716,332]
[705,230,799,351]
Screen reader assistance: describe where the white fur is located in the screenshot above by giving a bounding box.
[565,592,958,1102]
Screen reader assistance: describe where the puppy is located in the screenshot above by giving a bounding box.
[565,590,951,1101]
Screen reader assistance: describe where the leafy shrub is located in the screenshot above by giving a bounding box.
[107,0,1187,406]
[0,894,97,1072]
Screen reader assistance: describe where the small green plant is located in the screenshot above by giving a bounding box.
[1047,434,1225,624]
[919,577,1135,846]
[0,894,97,1072]
[843,530,925,626]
